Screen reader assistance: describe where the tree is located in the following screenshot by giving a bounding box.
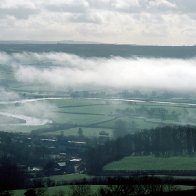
[98,185,135,196]
[51,190,65,196]
[43,160,56,175]
[0,191,12,196]
[24,188,47,196]
[113,120,128,138]
[0,157,25,190]
[78,128,84,138]
[68,185,92,196]
[24,189,36,196]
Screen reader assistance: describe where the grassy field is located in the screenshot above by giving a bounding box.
[48,173,92,182]
[1,97,196,136]
[104,156,196,171]
[13,185,101,196]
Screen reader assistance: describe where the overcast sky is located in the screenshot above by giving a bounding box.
[0,0,195,45]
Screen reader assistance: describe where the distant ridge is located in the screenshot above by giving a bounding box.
[0,42,195,58]
[58,40,102,44]
[0,40,195,47]
[0,40,102,45]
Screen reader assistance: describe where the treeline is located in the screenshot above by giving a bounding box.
[0,132,51,167]
[86,126,196,173]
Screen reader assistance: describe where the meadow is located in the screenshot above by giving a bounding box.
[13,185,101,196]
[104,156,196,171]
[1,96,196,138]
[48,173,91,182]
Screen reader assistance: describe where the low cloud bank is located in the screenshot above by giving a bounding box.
[1,52,196,91]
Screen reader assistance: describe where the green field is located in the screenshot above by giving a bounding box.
[104,156,196,171]
[13,185,101,196]
[1,97,196,137]
[49,173,92,182]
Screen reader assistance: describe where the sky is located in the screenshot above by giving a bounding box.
[0,0,195,45]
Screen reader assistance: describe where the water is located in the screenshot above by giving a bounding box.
[0,111,52,126]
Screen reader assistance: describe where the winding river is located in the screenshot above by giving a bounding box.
[0,97,196,106]
[0,112,52,126]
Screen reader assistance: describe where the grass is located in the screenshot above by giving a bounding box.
[47,98,107,108]
[99,116,162,130]
[52,112,113,125]
[2,97,196,135]
[13,185,102,196]
[49,173,92,182]
[104,156,196,171]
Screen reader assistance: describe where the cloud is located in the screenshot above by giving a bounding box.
[5,101,56,120]
[44,0,89,13]
[0,1,39,19]
[148,0,176,9]
[0,99,56,125]
[0,52,11,64]
[172,0,196,13]
[109,0,141,12]
[67,12,102,24]
[0,0,195,45]
[86,0,176,13]
[0,6,39,19]
[0,88,20,101]
[9,52,196,91]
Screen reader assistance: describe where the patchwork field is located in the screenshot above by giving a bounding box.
[1,96,196,138]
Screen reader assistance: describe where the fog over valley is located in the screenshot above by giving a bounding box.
[1,51,196,91]
[1,0,196,193]
[0,47,196,131]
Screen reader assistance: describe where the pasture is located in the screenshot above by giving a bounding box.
[1,96,196,138]
[13,185,101,196]
[104,156,196,171]
[48,173,92,183]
